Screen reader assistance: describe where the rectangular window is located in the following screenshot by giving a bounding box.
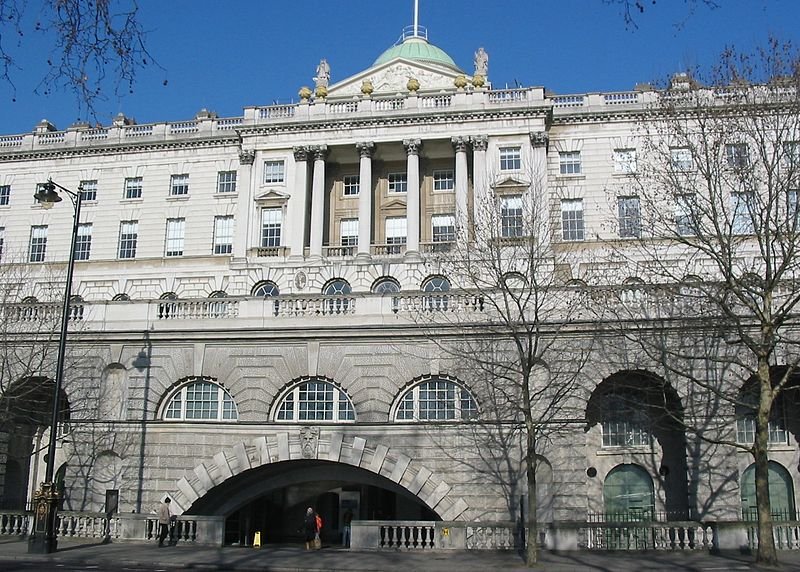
[0,185,10,206]
[784,142,800,168]
[213,215,234,254]
[170,174,189,196]
[74,223,92,261]
[340,218,358,246]
[618,196,641,238]
[731,192,755,235]
[0,227,4,261]
[726,143,749,169]
[385,217,407,254]
[263,160,285,184]
[29,225,47,262]
[433,170,454,191]
[165,218,185,257]
[675,194,695,236]
[613,149,637,174]
[501,195,523,238]
[561,199,585,241]
[789,190,799,225]
[431,214,455,242]
[343,175,360,196]
[118,220,138,259]
[559,151,582,175]
[499,146,521,171]
[79,179,98,202]
[388,172,407,193]
[217,171,237,193]
[124,177,143,199]
[261,208,282,247]
[670,147,693,171]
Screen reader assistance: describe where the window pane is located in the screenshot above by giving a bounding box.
[499,147,521,171]
[618,196,641,238]
[124,177,143,199]
[501,195,523,238]
[214,215,234,254]
[561,199,585,241]
[119,220,138,259]
[74,223,92,260]
[0,185,10,206]
[217,171,237,193]
[432,214,455,242]
[388,173,407,193]
[433,170,454,191]
[559,151,582,175]
[343,175,359,196]
[261,208,282,247]
[29,225,48,262]
[340,218,358,246]
[264,160,285,183]
[165,218,185,257]
[170,174,189,196]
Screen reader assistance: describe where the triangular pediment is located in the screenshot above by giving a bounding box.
[492,177,529,191]
[255,189,290,202]
[327,59,467,98]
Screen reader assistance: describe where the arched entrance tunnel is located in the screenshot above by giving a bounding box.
[185,459,440,545]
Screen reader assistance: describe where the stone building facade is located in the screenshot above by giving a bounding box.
[0,22,797,545]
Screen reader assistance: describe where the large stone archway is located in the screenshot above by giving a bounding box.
[171,428,468,521]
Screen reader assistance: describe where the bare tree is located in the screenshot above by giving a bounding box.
[409,161,592,566]
[604,0,719,30]
[599,39,800,565]
[0,0,157,119]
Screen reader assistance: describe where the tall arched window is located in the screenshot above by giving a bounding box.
[603,464,654,520]
[601,392,652,447]
[274,377,355,422]
[394,376,477,421]
[323,279,352,314]
[163,378,238,421]
[741,461,796,521]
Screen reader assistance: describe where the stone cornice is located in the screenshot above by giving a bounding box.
[0,135,241,163]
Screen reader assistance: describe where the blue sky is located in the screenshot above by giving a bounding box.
[0,0,796,134]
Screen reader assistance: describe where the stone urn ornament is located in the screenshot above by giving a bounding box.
[407,77,420,93]
[454,75,468,89]
[315,85,328,99]
[361,80,374,96]
[298,86,313,101]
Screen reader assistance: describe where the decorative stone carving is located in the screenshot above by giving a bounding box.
[315,85,328,99]
[530,131,549,149]
[294,271,307,291]
[454,75,468,89]
[407,77,420,93]
[356,141,375,158]
[403,139,422,155]
[470,135,488,152]
[238,150,255,165]
[298,86,313,101]
[332,64,454,97]
[293,146,309,162]
[300,426,319,459]
[474,47,489,77]
[451,136,469,153]
[361,80,374,96]
[314,59,330,89]
[312,145,328,161]
[472,74,485,88]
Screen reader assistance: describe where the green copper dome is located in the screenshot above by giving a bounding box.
[373,37,462,72]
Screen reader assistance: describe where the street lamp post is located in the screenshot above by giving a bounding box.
[27,179,83,554]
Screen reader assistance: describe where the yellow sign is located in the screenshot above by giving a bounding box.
[253,531,261,548]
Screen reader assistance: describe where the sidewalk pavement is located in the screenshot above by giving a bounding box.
[1,538,799,571]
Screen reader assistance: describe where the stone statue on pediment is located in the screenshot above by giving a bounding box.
[314,59,331,88]
[474,47,489,77]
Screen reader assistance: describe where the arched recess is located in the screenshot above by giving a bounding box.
[170,430,469,522]
[604,464,655,519]
[740,461,797,521]
[586,370,688,519]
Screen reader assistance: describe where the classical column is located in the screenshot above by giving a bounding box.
[356,142,375,259]
[233,149,255,260]
[452,136,469,238]
[404,139,422,257]
[287,146,309,258]
[309,145,328,257]
[471,135,488,210]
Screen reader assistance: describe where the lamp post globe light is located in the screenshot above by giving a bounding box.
[27,179,82,554]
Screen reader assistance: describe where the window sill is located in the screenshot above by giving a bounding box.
[215,192,238,199]
[167,195,190,201]
[556,174,585,180]
[120,198,143,204]
[596,446,653,455]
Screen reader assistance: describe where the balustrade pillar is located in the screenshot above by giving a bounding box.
[356,142,375,258]
[309,145,328,257]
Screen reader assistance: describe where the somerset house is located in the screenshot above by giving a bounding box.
[0,11,797,552]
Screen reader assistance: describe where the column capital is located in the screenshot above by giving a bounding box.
[356,141,375,158]
[451,136,469,153]
[470,135,488,152]
[403,138,422,156]
[239,149,256,165]
[293,146,309,162]
[312,145,328,161]
[529,131,549,149]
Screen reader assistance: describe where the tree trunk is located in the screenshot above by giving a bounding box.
[754,361,777,565]
[525,427,538,567]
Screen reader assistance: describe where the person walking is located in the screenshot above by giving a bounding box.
[157,497,172,547]
[341,508,353,547]
[303,507,318,550]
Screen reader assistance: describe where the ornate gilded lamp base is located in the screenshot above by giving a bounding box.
[27,482,60,553]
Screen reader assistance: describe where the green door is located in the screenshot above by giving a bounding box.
[603,464,655,549]
[740,461,796,520]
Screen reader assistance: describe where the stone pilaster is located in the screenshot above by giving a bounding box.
[403,139,422,257]
[356,142,375,259]
[452,136,470,240]
[309,145,328,257]
[288,146,309,258]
